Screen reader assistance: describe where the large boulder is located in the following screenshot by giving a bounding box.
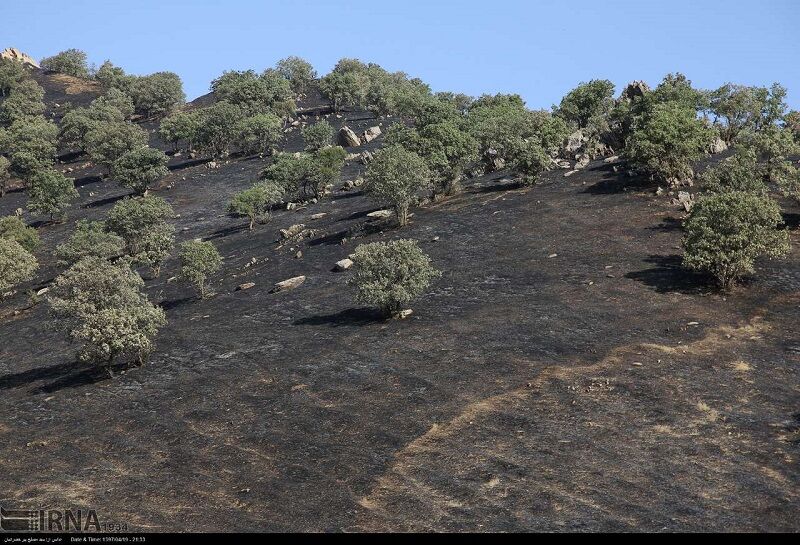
[362,126,382,143]
[0,47,39,68]
[339,126,361,147]
[271,275,306,293]
[620,80,650,102]
[709,136,728,154]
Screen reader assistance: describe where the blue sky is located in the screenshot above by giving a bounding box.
[2,0,798,110]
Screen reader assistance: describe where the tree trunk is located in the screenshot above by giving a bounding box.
[396,203,409,227]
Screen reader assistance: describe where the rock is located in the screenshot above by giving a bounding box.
[0,47,39,68]
[574,154,590,170]
[395,309,414,319]
[485,148,505,171]
[603,155,621,164]
[620,80,650,102]
[366,209,393,219]
[339,126,361,147]
[709,137,728,154]
[295,250,303,259]
[236,282,255,291]
[345,153,360,161]
[334,258,353,271]
[675,191,694,212]
[564,170,578,177]
[563,130,587,155]
[656,186,665,196]
[280,224,306,239]
[309,213,326,220]
[342,179,355,190]
[271,275,306,293]
[206,161,219,169]
[362,126,382,143]
[36,287,49,296]
[359,151,374,165]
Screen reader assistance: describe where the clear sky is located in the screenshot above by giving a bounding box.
[1,0,798,110]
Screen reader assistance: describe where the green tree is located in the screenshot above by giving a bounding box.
[364,145,430,226]
[0,156,11,197]
[624,102,715,184]
[0,238,38,296]
[158,110,201,151]
[84,120,148,171]
[236,113,283,155]
[556,79,615,129]
[319,59,372,111]
[55,220,125,267]
[302,120,334,151]
[348,239,441,317]
[40,49,90,78]
[261,152,311,196]
[0,79,45,124]
[27,169,78,221]
[112,146,169,195]
[47,257,166,370]
[94,60,134,92]
[709,82,788,143]
[0,58,28,97]
[135,222,175,277]
[513,141,551,186]
[195,101,244,157]
[228,181,284,230]
[683,191,789,290]
[106,195,175,256]
[2,115,59,179]
[130,72,185,118]
[178,240,223,298]
[276,56,318,95]
[700,148,768,195]
[0,214,40,252]
[305,145,346,199]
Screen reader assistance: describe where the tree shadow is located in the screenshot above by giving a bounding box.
[625,254,712,294]
[168,157,213,171]
[73,175,104,188]
[293,307,386,327]
[472,179,522,194]
[160,296,196,311]
[582,166,654,195]
[83,193,130,209]
[204,223,251,241]
[782,212,800,230]
[647,217,683,232]
[0,359,110,394]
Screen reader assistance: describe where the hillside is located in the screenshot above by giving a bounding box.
[0,68,799,533]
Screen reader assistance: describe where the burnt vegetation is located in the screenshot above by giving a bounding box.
[0,47,799,531]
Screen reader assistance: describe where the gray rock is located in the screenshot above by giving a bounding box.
[271,276,306,293]
[339,126,361,147]
[334,258,353,271]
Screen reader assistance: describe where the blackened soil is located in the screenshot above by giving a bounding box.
[0,73,798,532]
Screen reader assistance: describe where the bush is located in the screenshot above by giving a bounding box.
[40,49,90,78]
[302,120,334,151]
[0,214,40,252]
[624,102,715,184]
[55,220,125,267]
[94,60,133,91]
[228,181,284,229]
[305,146,346,199]
[709,83,787,143]
[0,238,38,295]
[364,145,430,226]
[47,257,166,369]
[700,148,768,194]
[195,101,245,157]
[2,115,59,179]
[236,113,283,155]
[0,156,10,197]
[0,79,45,124]
[683,191,789,289]
[112,146,169,195]
[276,56,317,95]
[158,110,201,151]
[27,169,78,221]
[261,152,311,196]
[513,141,551,186]
[130,72,185,118]
[0,58,27,97]
[211,69,294,114]
[178,240,223,298]
[349,239,440,316]
[106,195,174,257]
[59,98,129,151]
[319,58,371,111]
[556,79,615,129]
[84,121,148,171]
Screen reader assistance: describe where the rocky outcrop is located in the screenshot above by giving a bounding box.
[362,126,382,143]
[339,126,361,147]
[0,48,39,68]
[709,137,728,154]
[620,80,649,102]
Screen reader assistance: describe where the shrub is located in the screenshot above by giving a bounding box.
[0,156,10,197]
[106,195,175,256]
[178,240,223,298]
[93,88,135,119]
[276,56,317,95]
[709,83,787,143]
[305,146,346,199]
[0,214,40,252]
[700,148,768,194]
[0,79,45,124]
[211,69,294,114]
[55,220,125,267]
[261,152,311,196]
[513,141,551,186]
[683,191,789,290]
[2,116,59,179]
[27,169,78,221]
[735,125,799,184]
[135,222,175,277]
[0,238,38,296]
[624,101,715,184]
[466,94,542,171]
[47,257,166,369]
[0,58,27,97]
[302,120,334,151]
[364,145,430,226]
[556,79,615,129]
[59,100,127,151]
[112,146,169,195]
[228,181,284,229]
[158,110,201,151]
[130,72,185,118]
[195,101,245,157]
[236,113,283,155]
[319,59,371,111]
[40,49,90,78]
[94,60,133,91]
[84,121,148,171]
[349,239,440,316]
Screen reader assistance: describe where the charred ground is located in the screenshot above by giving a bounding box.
[0,72,798,532]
